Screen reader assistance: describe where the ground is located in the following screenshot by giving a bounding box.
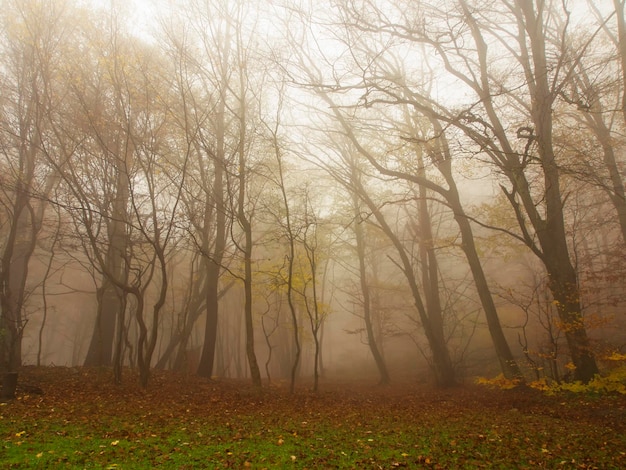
[1,367,625,468]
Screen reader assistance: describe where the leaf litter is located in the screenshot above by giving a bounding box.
[1,366,625,468]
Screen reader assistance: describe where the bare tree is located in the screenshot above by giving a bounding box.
[0,0,71,397]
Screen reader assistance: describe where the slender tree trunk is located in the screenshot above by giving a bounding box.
[415,158,452,383]
[302,216,323,392]
[240,178,262,387]
[352,187,390,385]
[236,63,262,387]
[454,209,523,379]
[274,141,300,393]
[285,232,301,393]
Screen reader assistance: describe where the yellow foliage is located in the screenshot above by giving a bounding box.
[475,374,522,390]
[527,366,626,395]
[528,378,550,391]
[478,364,626,395]
[606,351,626,362]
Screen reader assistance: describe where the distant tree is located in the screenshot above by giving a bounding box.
[323,137,457,386]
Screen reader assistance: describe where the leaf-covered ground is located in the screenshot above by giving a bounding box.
[1,367,625,469]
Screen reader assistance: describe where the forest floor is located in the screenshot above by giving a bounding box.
[1,367,625,469]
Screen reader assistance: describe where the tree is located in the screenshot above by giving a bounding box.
[0,0,70,397]
[229,1,263,386]
[296,190,330,392]
[611,0,626,124]
[272,125,302,393]
[159,0,234,379]
[557,1,626,251]
[47,4,187,385]
[349,162,391,384]
[57,7,137,371]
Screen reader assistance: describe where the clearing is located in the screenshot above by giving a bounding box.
[1,367,625,468]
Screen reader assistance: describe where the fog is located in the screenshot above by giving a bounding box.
[2,0,626,391]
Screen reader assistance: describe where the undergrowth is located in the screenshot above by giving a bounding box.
[476,352,626,396]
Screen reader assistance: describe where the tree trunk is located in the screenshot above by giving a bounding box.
[515,0,598,382]
[454,209,523,379]
[1,194,38,396]
[1,373,18,401]
[354,199,390,385]
[543,242,598,382]
[236,68,262,387]
[196,15,230,376]
[197,257,221,378]
[415,159,454,385]
[84,282,121,367]
[84,163,129,368]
